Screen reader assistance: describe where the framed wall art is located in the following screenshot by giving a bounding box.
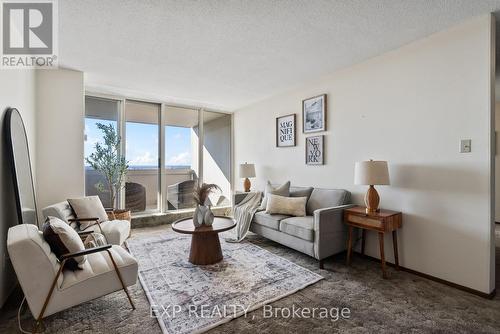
[302,94,326,133]
[305,135,324,165]
[276,114,296,147]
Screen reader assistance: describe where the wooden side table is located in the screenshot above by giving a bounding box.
[343,206,402,278]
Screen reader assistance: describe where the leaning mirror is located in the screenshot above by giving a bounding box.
[4,108,38,227]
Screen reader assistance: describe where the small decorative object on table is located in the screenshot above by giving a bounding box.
[239,163,256,192]
[354,160,390,213]
[193,183,220,227]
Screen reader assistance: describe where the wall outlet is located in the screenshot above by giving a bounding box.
[460,139,471,153]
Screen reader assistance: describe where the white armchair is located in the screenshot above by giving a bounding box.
[7,224,138,333]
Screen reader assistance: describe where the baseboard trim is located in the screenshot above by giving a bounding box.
[352,251,496,299]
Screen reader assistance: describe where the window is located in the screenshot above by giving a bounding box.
[125,100,161,213]
[84,95,232,215]
[164,106,199,211]
[84,96,119,208]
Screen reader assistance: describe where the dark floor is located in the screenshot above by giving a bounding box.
[0,225,499,334]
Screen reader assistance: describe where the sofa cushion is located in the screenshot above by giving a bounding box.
[279,216,314,241]
[253,211,290,230]
[306,189,350,215]
[290,187,314,202]
[266,194,307,217]
[259,181,291,210]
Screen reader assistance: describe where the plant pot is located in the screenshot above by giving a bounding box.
[107,209,131,222]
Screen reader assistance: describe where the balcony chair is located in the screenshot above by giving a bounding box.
[7,224,138,333]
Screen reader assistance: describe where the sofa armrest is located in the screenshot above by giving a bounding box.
[313,204,355,260]
[313,204,355,224]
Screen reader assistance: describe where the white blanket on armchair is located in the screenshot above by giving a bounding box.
[226,192,262,242]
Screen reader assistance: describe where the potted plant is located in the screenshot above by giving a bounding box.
[86,123,131,221]
[193,183,220,227]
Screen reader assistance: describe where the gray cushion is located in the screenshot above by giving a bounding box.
[279,216,314,241]
[306,188,350,215]
[253,211,290,230]
[290,187,314,202]
[260,181,291,210]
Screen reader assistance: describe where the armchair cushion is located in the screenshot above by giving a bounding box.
[279,216,314,241]
[42,216,87,270]
[68,196,109,229]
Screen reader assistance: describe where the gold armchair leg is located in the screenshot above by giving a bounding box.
[34,259,66,333]
[106,249,135,310]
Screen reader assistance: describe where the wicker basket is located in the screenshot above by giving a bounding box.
[107,209,131,222]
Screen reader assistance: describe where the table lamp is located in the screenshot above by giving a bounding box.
[239,163,256,192]
[354,160,390,213]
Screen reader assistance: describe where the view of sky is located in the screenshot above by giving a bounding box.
[84,118,192,168]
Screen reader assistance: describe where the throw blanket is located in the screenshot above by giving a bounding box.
[226,192,262,242]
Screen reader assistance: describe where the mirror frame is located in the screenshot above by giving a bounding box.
[4,107,39,227]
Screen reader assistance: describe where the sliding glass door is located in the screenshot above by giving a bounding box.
[84,96,120,208]
[163,106,199,211]
[125,100,161,213]
[85,94,232,215]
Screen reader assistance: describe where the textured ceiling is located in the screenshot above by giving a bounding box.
[60,0,500,111]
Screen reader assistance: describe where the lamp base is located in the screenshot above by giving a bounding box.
[244,178,251,192]
[364,185,380,214]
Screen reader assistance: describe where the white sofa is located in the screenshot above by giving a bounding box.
[7,224,138,328]
[42,201,130,245]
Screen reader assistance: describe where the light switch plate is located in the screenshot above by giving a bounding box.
[460,139,471,153]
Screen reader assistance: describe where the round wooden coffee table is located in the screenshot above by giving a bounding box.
[171,216,236,265]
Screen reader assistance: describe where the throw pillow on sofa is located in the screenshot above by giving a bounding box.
[42,216,87,270]
[260,181,291,210]
[68,196,109,230]
[290,187,314,202]
[266,194,307,217]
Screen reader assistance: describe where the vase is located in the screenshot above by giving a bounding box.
[204,206,214,226]
[193,205,206,227]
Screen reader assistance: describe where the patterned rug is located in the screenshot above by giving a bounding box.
[126,231,323,334]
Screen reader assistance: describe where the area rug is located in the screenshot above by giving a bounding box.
[126,231,323,334]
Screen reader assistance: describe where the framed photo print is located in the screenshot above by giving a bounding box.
[276,114,296,147]
[305,135,324,165]
[302,94,326,133]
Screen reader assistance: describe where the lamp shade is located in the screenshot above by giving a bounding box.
[354,160,390,185]
[239,163,256,178]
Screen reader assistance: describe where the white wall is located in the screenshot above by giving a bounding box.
[234,16,495,294]
[36,69,84,211]
[0,70,36,306]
